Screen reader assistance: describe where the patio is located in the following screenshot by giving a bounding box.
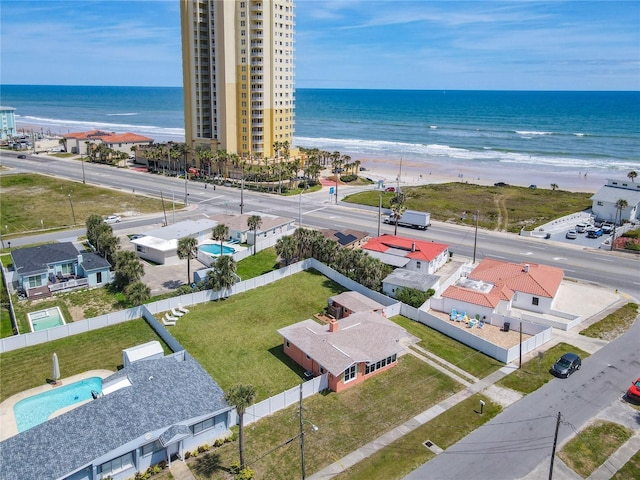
[428,310,531,349]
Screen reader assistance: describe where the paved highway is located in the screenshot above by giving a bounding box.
[2,152,639,294]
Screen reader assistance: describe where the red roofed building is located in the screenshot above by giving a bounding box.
[362,234,449,274]
[62,130,153,156]
[440,259,564,319]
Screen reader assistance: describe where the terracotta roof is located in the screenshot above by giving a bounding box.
[63,129,112,140]
[278,311,408,375]
[470,258,563,298]
[101,132,153,143]
[362,234,448,262]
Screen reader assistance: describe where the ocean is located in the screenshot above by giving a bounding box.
[2,85,639,175]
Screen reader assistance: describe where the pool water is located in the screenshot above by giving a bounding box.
[14,377,102,432]
[28,307,66,332]
[199,243,236,256]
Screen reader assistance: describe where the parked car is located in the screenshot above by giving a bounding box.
[551,353,582,378]
[601,223,614,234]
[575,223,587,233]
[494,182,509,187]
[565,230,578,239]
[586,228,603,238]
[17,154,27,159]
[104,215,122,224]
[385,186,396,193]
[626,378,640,402]
[529,184,537,189]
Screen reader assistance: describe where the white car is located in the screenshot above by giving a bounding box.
[565,230,578,239]
[104,215,122,224]
[575,223,587,233]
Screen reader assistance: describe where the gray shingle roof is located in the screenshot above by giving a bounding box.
[10,242,79,276]
[383,269,440,291]
[329,291,385,312]
[0,353,230,480]
[80,252,111,271]
[277,311,408,375]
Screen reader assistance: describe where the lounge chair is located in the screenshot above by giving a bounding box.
[450,309,458,320]
[166,312,179,322]
[478,321,485,329]
[178,303,190,314]
[456,311,466,322]
[163,314,177,326]
[170,307,184,317]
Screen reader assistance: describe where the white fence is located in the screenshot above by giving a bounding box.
[399,304,552,364]
[236,375,329,427]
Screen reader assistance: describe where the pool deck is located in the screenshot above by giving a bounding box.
[0,369,113,441]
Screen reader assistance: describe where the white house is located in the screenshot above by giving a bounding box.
[362,235,449,274]
[210,212,296,245]
[590,179,640,224]
[131,219,217,265]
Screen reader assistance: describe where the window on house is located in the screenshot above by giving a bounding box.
[191,417,215,434]
[597,201,603,206]
[141,440,162,456]
[344,364,357,383]
[286,340,290,348]
[532,297,539,306]
[97,452,134,479]
[416,261,421,269]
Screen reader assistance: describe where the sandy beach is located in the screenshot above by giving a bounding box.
[15,121,615,194]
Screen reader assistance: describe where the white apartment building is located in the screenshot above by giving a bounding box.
[180,0,295,163]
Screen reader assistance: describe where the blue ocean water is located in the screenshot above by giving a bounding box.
[2,85,638,173]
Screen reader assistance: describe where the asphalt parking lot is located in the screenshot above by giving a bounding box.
[547,227,611,248]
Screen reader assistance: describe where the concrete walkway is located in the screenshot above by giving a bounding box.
[169,459,197,480]
[308,300,637,480]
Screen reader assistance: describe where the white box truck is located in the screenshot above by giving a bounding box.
[384,210,431,230]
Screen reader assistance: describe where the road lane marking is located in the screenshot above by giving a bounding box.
[304,207,329,215]
[552,257,568,261]
[521,252,534,255]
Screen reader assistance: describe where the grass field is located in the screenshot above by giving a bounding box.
[579,302,639,341]
[612,449,640,480]
[188,354,462,480]
[0,319,171,402]
[558,420,633,478]
[0,173,167,236]
[236,247,279,280]
[343,182,592,233]
[168,269,346,399]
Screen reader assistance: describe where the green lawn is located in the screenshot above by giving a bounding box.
[168,269,346,399]
[236,247,279,280]
[579,302,639,342]
[344,182,592,233]
[0,173,166,236]
[189,354,462,480]
[334,393,502,480]
[0,319,171,402]
[391,315,503,378]
[612,449,640,480]
[558,420,633,478]
[496,342,590,394]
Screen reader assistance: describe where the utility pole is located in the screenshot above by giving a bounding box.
[473,210,479,264]
[160,192,168,227]
[68,193,76,225]
[81,155,86,184]
[549,412,562,480]
[240,166,245,214]
[378,194,382,237]
[519,322,523,369]
[299,384,306,480]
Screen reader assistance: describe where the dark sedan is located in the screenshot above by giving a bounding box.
[551,353,582,378]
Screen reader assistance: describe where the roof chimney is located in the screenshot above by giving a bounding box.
[523,264,530,273]
[329,319,339,333]
[411,242,416,252]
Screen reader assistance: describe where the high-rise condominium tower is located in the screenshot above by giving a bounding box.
[180,0,295,160]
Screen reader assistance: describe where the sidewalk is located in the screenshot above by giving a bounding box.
[308,303,635,480]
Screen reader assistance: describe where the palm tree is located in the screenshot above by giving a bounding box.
[113,250,145,290]
[177,237,198,284]
[276,235,297,265]
[208,255,237,298]
[212,224,229,255]
[628,171,638,183]
[390,199,407,236]
[611,198,629,251]
[124,281,150,306]
[247,215,262,255]
[224,384,257,469]
[550,183,559,191]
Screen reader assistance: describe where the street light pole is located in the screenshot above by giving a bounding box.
[378,194,382,237]
[473,210,479,264]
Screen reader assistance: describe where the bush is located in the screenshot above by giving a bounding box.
[340,174,358,183]
[230,462,256,480]
[395,287,433,308]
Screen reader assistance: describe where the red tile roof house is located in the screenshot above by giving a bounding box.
[62,130,153,157]
[278,310,414,393]
[438,259,564,322]
[362,234,449,274]
[62,129,113,155]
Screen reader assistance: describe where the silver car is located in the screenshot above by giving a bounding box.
[104,215,121,224]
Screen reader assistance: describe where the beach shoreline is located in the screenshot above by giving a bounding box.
[15,121,615,194]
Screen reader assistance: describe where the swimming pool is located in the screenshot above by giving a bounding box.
[199,243,236,256]
[27,306,66,332]
[14,377,102,432]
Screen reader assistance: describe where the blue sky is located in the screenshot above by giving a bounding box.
[1,0,638,90]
